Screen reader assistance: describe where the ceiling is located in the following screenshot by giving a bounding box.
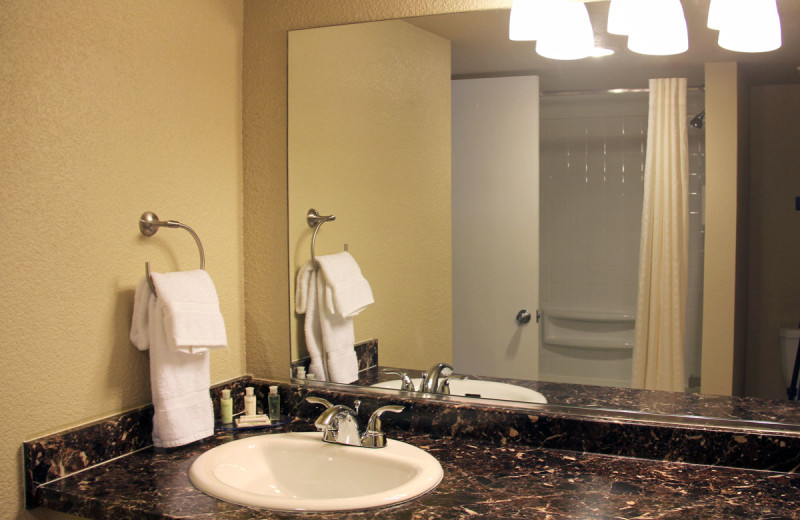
[406,0,800,91]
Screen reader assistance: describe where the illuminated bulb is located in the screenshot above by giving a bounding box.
[707,0,724,30]
[535,0,595,60]
[718,0,782,52]
[627,0,688,56]
[509,0,553,41]
[607,0,638,35]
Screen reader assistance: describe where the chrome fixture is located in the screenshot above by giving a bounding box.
[307,208,335,269]
[306,397,404,448]
[138,211,205,295]
[421,363,454,393]
[689,110,705,129]
[382,371,416,391]
[516,309,532,325]
[382,364,468,394]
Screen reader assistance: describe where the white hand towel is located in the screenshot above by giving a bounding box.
[150,270,228,354]
[314,252,374,318]
[129,271,226,448]
[315,269,359,384]
[296,263,326,380]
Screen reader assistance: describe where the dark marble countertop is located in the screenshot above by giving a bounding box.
[360,365,800,428]
[35,419,800,520]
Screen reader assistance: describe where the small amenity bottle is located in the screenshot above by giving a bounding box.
[244,386,257,416]
[268,385,280,421]
[220,389,233,424]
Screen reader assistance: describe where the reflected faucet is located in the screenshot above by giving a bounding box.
[421,363,454,393]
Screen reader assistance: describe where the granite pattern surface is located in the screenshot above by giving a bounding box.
[285,382,800,473]
[34,421,800,520]
[359,365,800,427]
[26,376,800,519]
[291,339,378,379]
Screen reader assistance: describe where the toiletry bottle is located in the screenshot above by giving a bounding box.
[296,366,306,379]
[220,389,233,424]
[268,385,280,421]
[244,386,256,416]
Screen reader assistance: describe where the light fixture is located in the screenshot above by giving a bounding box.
[707,0,724,30]
[509,0,552,41]
[535,0,595,60]
[627,0,688,56]
[607,0,638,36]
[716,0,782,53]
[591,46,616,57]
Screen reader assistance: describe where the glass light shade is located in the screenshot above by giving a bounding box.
[607,0,638,35]
[707,0,724,30]
[535,1,595,60]
[627,0,689,56]
[718,0,782,52]
[509,0,552,41]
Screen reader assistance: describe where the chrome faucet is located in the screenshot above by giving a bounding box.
[421,363,454,393]
[306,397,404,448]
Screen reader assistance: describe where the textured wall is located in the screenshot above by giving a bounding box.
[0,1,245,518]
[242,0,511,379]
[288,20,452,372]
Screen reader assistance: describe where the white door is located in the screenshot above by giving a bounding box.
[451,76,540,380]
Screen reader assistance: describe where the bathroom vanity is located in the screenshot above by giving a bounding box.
[25,377,800,519]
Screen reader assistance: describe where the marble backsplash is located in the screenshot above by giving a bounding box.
[24,374,800,509]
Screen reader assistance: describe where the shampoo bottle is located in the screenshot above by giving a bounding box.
[268,385,280,421]
[244,386,257,416]
[220,389,233,424]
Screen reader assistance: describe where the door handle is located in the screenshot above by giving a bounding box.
[516,309,532,325]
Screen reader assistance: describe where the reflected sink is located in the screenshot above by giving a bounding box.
[189,432,443,512]
[372,378,547,404]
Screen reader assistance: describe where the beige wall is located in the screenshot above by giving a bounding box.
[288,20,452,372]
[0,1,245,518]
[746,84,800,399]
[243,0,511,380]
[700,62,748,396]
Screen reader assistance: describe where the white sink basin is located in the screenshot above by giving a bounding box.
[372,378,547,404]
[189,431,443,512]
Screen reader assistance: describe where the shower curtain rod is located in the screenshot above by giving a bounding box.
[541,85,704,97]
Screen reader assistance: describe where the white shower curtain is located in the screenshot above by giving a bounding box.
[632,78,689,392]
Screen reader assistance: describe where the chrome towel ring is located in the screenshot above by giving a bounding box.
[307,208,335,270]
[139,211,205,295]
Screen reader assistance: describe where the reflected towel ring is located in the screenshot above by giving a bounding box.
[139,211,205,295]
[307,208,335,270]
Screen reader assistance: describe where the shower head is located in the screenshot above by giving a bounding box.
[690,110,705,129]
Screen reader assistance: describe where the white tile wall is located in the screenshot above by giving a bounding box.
[539,92,705,389]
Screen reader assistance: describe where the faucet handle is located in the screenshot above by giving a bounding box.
[439,374,467,394]
[361,405,405,448]
[382,370,416,391]
[366,405,404,433]
[305,396,333,409]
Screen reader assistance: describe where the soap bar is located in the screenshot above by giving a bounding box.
[237,414,270,424]
[236,415,271,428]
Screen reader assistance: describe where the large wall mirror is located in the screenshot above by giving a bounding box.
[287,0,800,428]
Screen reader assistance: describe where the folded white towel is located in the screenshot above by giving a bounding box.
[129,271,227,448]
[315,268,359,383]
[315,252,374,318]
[150,270,228,354]
[296,263,326,381]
